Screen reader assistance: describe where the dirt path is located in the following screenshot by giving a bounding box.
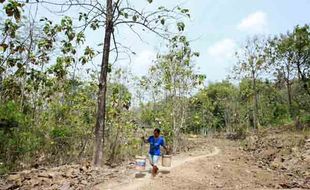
[94,138,302,190]
[104,147,220,190]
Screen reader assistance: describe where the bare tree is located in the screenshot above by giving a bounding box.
[234,36,268,129]
[24,0,189,166]
[269,35,296,117]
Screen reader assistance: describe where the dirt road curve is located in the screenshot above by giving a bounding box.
[95,138,302,190]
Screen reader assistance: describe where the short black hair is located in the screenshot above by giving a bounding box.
[154,128,160,134]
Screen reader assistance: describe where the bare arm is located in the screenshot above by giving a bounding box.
[141,136,148,144]
[162,139,169,154]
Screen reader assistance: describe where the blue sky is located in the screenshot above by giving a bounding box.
[181,0,310,83]
[22,0,310,83]
[102,0,310,83]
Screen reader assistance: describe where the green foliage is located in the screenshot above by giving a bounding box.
[0,101,38,171]
[0,101,25,127]
[138,35,205,151]
[0,2,99,168]
[1,0,310,174]
[0,0,196,171]
[187,81,239,133]
[3,0,24,21]
[301,114,310,125]
[257,81,289,125]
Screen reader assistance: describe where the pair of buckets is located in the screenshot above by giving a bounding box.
[135,155,172,171]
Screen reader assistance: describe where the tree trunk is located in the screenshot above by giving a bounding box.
[172,102,178,153]
[287,81,292,116]
[21,25,34,111]
[252,71,258,129]
[296,59,310,96]
[171,64,178,153]
[93,0,113,167]
[284,63,293,117]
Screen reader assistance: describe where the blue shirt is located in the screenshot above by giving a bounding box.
[148,136,165,156]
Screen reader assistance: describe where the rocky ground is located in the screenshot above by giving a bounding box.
[103,138,307,190]
[243,126,310,189]
[1,127,309,190]
[0,135,208,190]
[0,163,126,190]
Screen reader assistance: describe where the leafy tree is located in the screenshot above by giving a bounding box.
[23,0,191,166]
[234,36,269,129]
[139,35,205,151]
[269,35,296,117]
[269,25,310,117]
[188,81,239,134]
[0,0,99,171]
[291,25,310,95]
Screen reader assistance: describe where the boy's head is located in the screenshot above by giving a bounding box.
[154,128,160,137]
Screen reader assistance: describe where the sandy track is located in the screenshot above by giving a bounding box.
[105,146,220,190]
[95,138,302,190]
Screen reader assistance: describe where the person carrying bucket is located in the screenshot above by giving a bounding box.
[142,128,168,176]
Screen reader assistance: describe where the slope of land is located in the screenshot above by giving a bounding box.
[1,128,309,190]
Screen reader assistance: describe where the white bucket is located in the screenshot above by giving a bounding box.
[162,155,172,167]
[135,156,146,171]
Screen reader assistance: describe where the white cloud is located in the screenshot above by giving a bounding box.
[237,11,268,33]
[131,49,156,76]
[205,38,237,82]
[207,38,236,61]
